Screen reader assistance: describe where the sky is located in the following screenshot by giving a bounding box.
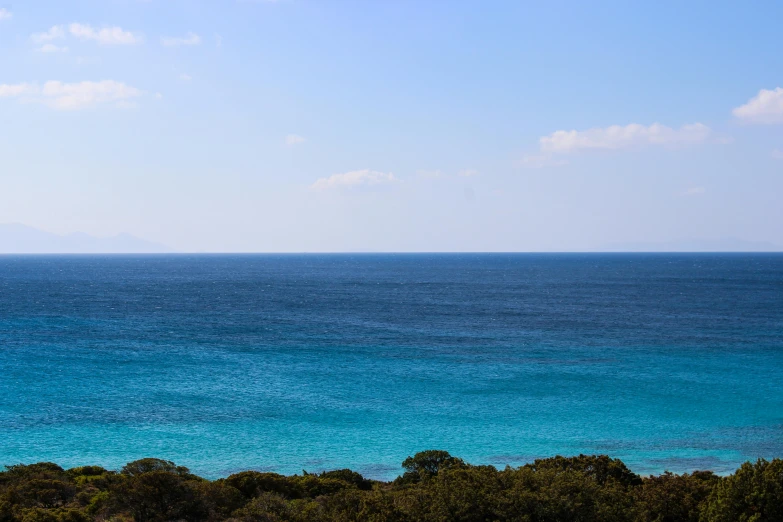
[1,0,782,252]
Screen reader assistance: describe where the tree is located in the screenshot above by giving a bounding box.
[701,458,783,522]
[112,470,208,522]
[634,470,718,522]
[224,471,301,500]
[526,455,642,488]
[397,450,465,485]
[120,458,193,478]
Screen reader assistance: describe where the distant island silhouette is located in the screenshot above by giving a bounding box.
[0,223,172,254]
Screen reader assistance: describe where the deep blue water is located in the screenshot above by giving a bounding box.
[1,254,782,479]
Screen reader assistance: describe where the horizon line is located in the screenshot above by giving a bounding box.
[2,251,783,256]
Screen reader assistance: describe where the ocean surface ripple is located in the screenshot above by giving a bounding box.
[1,253,782,479]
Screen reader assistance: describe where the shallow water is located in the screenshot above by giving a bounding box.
[1,254,782,479]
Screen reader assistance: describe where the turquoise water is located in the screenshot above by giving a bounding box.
[1,254,782,479]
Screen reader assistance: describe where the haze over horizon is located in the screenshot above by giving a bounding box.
[1,222,781,253]
[2,1,782,252]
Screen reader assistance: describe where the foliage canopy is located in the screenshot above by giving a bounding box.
[1,452,781,521]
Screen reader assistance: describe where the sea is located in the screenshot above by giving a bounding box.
[1,254,782,479]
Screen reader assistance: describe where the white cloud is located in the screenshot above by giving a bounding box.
[733,87,783,124]
[31,23,140,47]
[161,32,201,47]
[681,186,706,196]
[69,23,142,45]
[3,81,142,109]
[540,123,712,154]
[519,122,713,168]
[0,8,12,20]
[310,169,398,190]
[0,83,36,97]
[285,134,306,146]
[772,149,783,160]
[458,169,479,177]
[39,44,69,53]
[179,73,193,81]
[38,81,143,110]
[31,26,66,43]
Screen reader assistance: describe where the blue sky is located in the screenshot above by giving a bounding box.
[1,0,782,252]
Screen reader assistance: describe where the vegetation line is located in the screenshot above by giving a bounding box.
[2,450,781,521]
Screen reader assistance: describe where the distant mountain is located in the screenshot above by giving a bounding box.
[600,237,782,252]
[0,223,173,254]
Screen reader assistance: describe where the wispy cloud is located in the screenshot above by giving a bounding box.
[0,83,37,97]
[540,123,712,154]
[519,122,712,168]
[458,169,479,177]
[31,26,66,43]
[285,134,306,146]
[0,81,144,110]
[417,169,443,178]
[733,87,783,124]
[179,73,192,81]
[310,169,398,190]
[161,33,201,47]
[772,149,783,160]
[32,24,141,47]
[39,44,69,53]
[42,80,142,110]
[69,23,142,45]
[0,8,12,21]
